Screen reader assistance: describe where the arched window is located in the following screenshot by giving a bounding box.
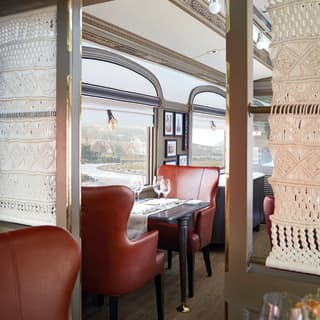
[81,46,163,186]
[189,86,226,168]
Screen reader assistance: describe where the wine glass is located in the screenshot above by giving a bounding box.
[160,178,171,202]
[131,176,145,202]
[153,176,164,199]
[259,292,301,320]
[135,176,144,202]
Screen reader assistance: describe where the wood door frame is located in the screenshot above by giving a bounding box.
[225,1,320,318]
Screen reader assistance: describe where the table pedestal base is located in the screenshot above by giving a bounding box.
[176,304,190,313]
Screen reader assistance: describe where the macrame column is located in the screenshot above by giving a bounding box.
[266,0,320,274]
[0,7,57,225]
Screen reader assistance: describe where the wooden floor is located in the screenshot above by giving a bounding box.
[83,245,225,320]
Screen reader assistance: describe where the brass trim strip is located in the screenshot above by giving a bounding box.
[248,105,271,114]
[66,73,72,230]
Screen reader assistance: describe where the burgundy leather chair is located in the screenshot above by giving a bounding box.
[263,195,274,247]
[148,165,220,298]
[81,185,165,320]
[0,226,80,320]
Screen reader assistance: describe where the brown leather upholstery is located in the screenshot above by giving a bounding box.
[0,226,80,320]
[148,165,220,297]
[263,195,274,246]
[81,185,165,320]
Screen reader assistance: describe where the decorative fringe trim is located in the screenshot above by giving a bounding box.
[271,104,320,115]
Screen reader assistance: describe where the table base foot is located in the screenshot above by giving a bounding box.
[176,304,190,313]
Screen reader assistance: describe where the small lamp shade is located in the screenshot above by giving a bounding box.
[209,0,221,14]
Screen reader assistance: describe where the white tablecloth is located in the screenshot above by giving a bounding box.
[127,198,184,239]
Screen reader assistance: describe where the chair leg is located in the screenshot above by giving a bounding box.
[202,245,212,277]
[155,273,164,320]
[109,296,119,320]
[187,253,195,298]
[97,294,104,306]
[167,250,172,269]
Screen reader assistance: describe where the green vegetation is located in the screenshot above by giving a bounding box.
[81,124,146,177]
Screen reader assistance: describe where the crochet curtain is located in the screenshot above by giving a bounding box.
[0,7,57,225]
[266,0,320,274]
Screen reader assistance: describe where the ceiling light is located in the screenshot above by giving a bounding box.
[209,0,221,15]
[107,109,118,130]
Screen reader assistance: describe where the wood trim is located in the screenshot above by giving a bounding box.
[83,46,164,98]
[82,83,161,106]
[82,13,226,86]
[169,0,226,38]
[83,0,112,6]
[189,85,226,104]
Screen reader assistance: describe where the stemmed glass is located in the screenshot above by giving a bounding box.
[131,176,145,202]
[259,292,302,320]
[160,178,171,202]
[153,176,164,199]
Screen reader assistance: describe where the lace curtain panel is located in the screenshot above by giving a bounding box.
[0,7,57,225]
[266,0,320,274]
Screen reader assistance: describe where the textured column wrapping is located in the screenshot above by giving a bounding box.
[0,7,57,225]
[266,0,320,274]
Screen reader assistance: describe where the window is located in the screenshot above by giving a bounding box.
[81,97,153,187]
[81,48,163,187]
[252,114,272,175]
[192,113,225,167]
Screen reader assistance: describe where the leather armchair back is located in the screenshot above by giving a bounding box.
[154,165,220,249]
[263,195,274,246]
[0,226,80,320]
[158,165,219,207]
[81,185,163,296]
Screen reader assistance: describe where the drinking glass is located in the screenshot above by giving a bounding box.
[135,176,144,201]
[153,176,163,199]
[302,294,320,319]
[161,178,171,202]
[259,292,301,320]
[131,176,145,202]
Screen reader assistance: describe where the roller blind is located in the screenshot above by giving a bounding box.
[82,96,154,127]
[193,112,225,130]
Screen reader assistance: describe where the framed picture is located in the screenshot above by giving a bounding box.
[163,111,174,136]
[178,154,188,166]
[182,113,188,151]
[163,159,177,165]
[175,113,183,136]
[165,139,177,157]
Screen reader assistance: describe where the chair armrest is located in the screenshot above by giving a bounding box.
[194,206,215,248]
[125,230,160,270]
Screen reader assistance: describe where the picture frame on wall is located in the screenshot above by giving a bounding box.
[175,113,183,136]
[178,154,188,166]
[165,139,177,157]
[182,113,188,151]
[163,111,174,136]
[164,159,177,165]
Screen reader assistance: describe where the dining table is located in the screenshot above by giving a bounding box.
[129,198,210,312]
